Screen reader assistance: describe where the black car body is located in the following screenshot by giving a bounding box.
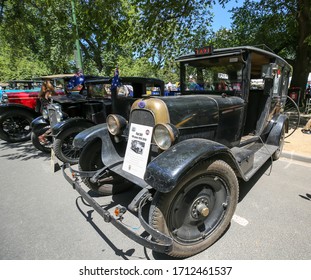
[63,46,292,257]
[31,76,165,164]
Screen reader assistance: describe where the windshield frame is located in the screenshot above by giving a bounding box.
[179,53,246,97]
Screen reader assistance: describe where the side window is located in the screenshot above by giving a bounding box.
[118,84,134,97]
[87,84,111,98]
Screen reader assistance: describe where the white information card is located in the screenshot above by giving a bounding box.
[122,123,153,179]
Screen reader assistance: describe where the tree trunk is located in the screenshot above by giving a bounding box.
[290,0,311,102]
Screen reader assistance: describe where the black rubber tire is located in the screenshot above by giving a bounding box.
[31,126,52,153]
[149,160,239,258]
[272,125,285,161]
[78,139,132,196]
[53,126,86,164]
[0,109,35,143]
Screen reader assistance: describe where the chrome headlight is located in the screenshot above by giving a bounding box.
[1,93,8,103]
[56,111,63,122]
[53,104,63,122]
[153,123,178,150]
[107,114,127,135]
[42,109,48,120]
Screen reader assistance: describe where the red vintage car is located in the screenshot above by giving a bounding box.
[0,75,71,143]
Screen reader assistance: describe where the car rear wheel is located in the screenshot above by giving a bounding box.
[0,109,35,142]
[78,139,132,196]
[272,125,285,160]
[149,160,239,258]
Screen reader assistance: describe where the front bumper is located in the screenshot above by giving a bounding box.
[62,163,173,254]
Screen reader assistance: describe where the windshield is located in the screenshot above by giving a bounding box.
[182,55,244,94]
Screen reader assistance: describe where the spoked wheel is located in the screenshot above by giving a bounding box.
[283,96,300,138]
[31,126,53,153]
[78,139,132,196]
[53,127,84,164]
[149,160,239,258]
[0,110,34,142]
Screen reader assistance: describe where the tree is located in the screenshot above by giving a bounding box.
[230,0,311,93]
[0,0,230,81]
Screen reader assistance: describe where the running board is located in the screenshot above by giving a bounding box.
[243,144,277,180]
[232,144,277,181]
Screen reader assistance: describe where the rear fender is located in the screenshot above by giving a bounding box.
[266,114,288,146]
[144,138,238,193]
[51,118,94,137]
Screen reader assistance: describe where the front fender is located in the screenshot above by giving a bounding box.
[144,139,232,193]
[73,123,107,149]
[51,118,95,136]
[0,103,38,116]
[30,116,49,134]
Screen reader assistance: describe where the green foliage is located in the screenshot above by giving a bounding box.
[229,0,311,90]
[0,0,217,81]
[0,0,309,91]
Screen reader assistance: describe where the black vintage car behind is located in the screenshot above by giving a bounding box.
[31,76,165,164]
[63,46,292,257]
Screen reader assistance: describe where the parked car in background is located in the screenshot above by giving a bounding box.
[63,46,292,257]
[31,76,164,164]
[0,76,79,143]
[0,80,43,142]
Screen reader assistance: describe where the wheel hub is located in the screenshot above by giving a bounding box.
[191,196,209,219]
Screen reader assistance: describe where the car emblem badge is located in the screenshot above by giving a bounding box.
[138,101,146,108]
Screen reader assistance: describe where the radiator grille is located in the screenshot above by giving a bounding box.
[48,107,58,127]
[130,109,155,127]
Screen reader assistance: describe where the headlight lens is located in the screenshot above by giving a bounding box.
[50,104,63,123]
[153,123,178,150]
[107,114,127,135]
[56,111,63,122]
[42,109,48,119]
[1,93,8,103]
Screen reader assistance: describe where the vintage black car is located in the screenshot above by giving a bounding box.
[31,76,164,164]
[63,46,292,257]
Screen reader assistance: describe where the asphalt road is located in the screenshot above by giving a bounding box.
[0,139,310,260]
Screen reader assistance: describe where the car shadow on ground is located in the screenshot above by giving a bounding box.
[238,159,273,202]
[74,184,150,260]
[299,193,311,201]
[73,160,275,260]
[0,140,51,161]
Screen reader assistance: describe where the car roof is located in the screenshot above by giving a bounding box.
[40,74,75,79]
[85,76,164,86]
[8,80,36,83]
[176,45,292,69]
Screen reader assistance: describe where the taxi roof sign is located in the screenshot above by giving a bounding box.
[194,46,213,56]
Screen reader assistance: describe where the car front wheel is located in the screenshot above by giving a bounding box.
[53,126,85,164]
[31,126,52,153]
[78,139,132,196]
[149,160,239,258]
